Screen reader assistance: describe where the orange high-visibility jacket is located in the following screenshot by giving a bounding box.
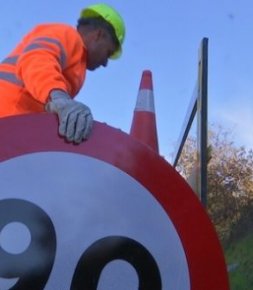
[0,23,87,117]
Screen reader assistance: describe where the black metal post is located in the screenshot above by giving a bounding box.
[197,38,208,207]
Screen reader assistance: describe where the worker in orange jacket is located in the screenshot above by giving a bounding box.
[0,3,125,143]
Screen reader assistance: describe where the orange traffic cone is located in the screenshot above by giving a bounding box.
[130,70,159,153]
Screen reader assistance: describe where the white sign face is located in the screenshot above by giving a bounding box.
[0,152,190,290]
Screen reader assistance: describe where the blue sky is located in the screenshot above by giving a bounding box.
[1,0,253,161]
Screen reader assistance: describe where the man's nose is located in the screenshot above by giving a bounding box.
[102,59,108,67]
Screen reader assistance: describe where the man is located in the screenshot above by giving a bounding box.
[0,3,125,143]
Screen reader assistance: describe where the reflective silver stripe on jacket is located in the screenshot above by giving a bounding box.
[1,37,67,68]
[0,36,66,86]
[0,71,24,86]
[23,36,67,68]
[0,56,19,65]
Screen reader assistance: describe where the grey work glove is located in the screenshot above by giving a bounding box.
[45,90,93,143]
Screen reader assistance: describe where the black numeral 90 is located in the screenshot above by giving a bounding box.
[0,199,161,289]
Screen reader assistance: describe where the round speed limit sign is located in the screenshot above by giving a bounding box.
[0,114,229,290]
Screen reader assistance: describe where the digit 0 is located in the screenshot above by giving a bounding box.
[71,236,162,289]
[0,199,56,289]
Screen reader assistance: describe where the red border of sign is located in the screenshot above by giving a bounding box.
[0,113,229,290]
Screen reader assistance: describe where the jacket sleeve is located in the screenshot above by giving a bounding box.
[16,26,80,104]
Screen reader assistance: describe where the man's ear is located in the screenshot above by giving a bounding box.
[94,28,104,40]
[93,28,102,40]
[85,29,101,42]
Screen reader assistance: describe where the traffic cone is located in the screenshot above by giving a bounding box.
[130,70,159,153]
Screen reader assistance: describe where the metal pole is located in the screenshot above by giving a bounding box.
[172,86,197,167]
[197,38,208,207]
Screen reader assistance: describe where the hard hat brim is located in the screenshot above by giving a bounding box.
[110,46,122,59]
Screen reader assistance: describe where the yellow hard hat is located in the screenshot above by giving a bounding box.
[80,3,125,59]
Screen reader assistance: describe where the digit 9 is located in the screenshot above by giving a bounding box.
[0,199,56,289]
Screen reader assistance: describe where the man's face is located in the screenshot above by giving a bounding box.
[86,29,117,71]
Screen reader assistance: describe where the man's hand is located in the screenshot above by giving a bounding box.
[46,90,93,143]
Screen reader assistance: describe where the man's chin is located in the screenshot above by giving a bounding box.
[87,64,100,71]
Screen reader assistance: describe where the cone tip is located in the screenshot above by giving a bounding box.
[139,70,153,90]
